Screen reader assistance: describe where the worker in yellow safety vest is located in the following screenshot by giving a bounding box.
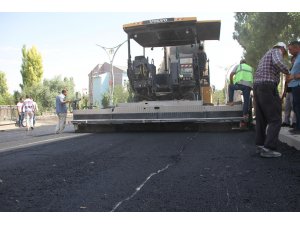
[227,59,253,123]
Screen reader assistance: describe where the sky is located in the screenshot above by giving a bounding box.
[0,12,244,94]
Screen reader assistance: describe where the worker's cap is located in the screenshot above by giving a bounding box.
[273,42,287,52]
[273,42,288,58]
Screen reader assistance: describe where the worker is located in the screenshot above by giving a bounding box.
[227,59,253,125]
[55,89,71,134]
[194,45,207,88]
[196,45,207,75]
[254,42,290,158]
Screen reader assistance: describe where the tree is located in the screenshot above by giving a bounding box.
[43,75,75,97]
[233,12,300,69]
[20,45,43,89]
[101,84,130,108]
[0,71,12,105]
[79,94,89,109]
[113,85,129,105]
[212,88,226,105]
[101,92,110,108]
[41,76,75,113]
[13,91,22,105]
[0,71,9,95]
[21,75,76,114]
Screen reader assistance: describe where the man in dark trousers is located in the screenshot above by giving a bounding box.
[254,42,290,158]
[196,45,207,76]
[227,59,253,126]
[194,45,207,89]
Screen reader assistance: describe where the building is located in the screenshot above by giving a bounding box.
[88,62,128,107]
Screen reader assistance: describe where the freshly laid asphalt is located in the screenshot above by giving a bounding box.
[0,119,299,212]
[2,116,300,150]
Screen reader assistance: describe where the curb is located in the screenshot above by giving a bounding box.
[279,127,300,150]
[0,121,15,126]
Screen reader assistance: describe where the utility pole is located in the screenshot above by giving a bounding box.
[96,40,127,106]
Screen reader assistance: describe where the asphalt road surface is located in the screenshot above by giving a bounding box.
[0,124,299,212]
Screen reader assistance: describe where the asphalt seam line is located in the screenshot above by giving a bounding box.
[111,163,171,212]
[111,133,198,212]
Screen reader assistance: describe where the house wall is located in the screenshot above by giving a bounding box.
[88,63,128,108]
[92,73,109,107]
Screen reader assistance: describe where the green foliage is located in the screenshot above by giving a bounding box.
[20,45,43,88]
[0,71,9,95]
[101,84,129,108]
[79,94,89,109]
[49,76,74,93]
[101,92,110,108]
[212,88,226,105]
[0,94,13,105]
[13,91,22,104]
[113,85,129,105]
[21,75,75,114]
[43,75,75,99]
[0,71,13,105]
[233,12,300,69]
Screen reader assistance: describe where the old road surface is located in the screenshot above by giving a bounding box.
[0,123,300,212]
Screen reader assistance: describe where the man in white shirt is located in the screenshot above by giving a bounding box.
[22,95,34,131]
[16,97,24,127]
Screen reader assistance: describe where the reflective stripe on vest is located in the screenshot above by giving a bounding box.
[233,63,253,85]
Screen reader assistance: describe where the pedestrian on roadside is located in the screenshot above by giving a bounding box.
[31,98,38,127]
[287,41,300,134]
[22,95,34,132]
[16,97,24,127]
[227,59,253,127]
[55,89,70,134]
[253,42,290,158]
[281,55,296,128]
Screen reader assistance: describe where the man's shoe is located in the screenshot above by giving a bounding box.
[281,122,290,127]
[256,145,264,153]
[259,147,281,158]
[290,123,296,129]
